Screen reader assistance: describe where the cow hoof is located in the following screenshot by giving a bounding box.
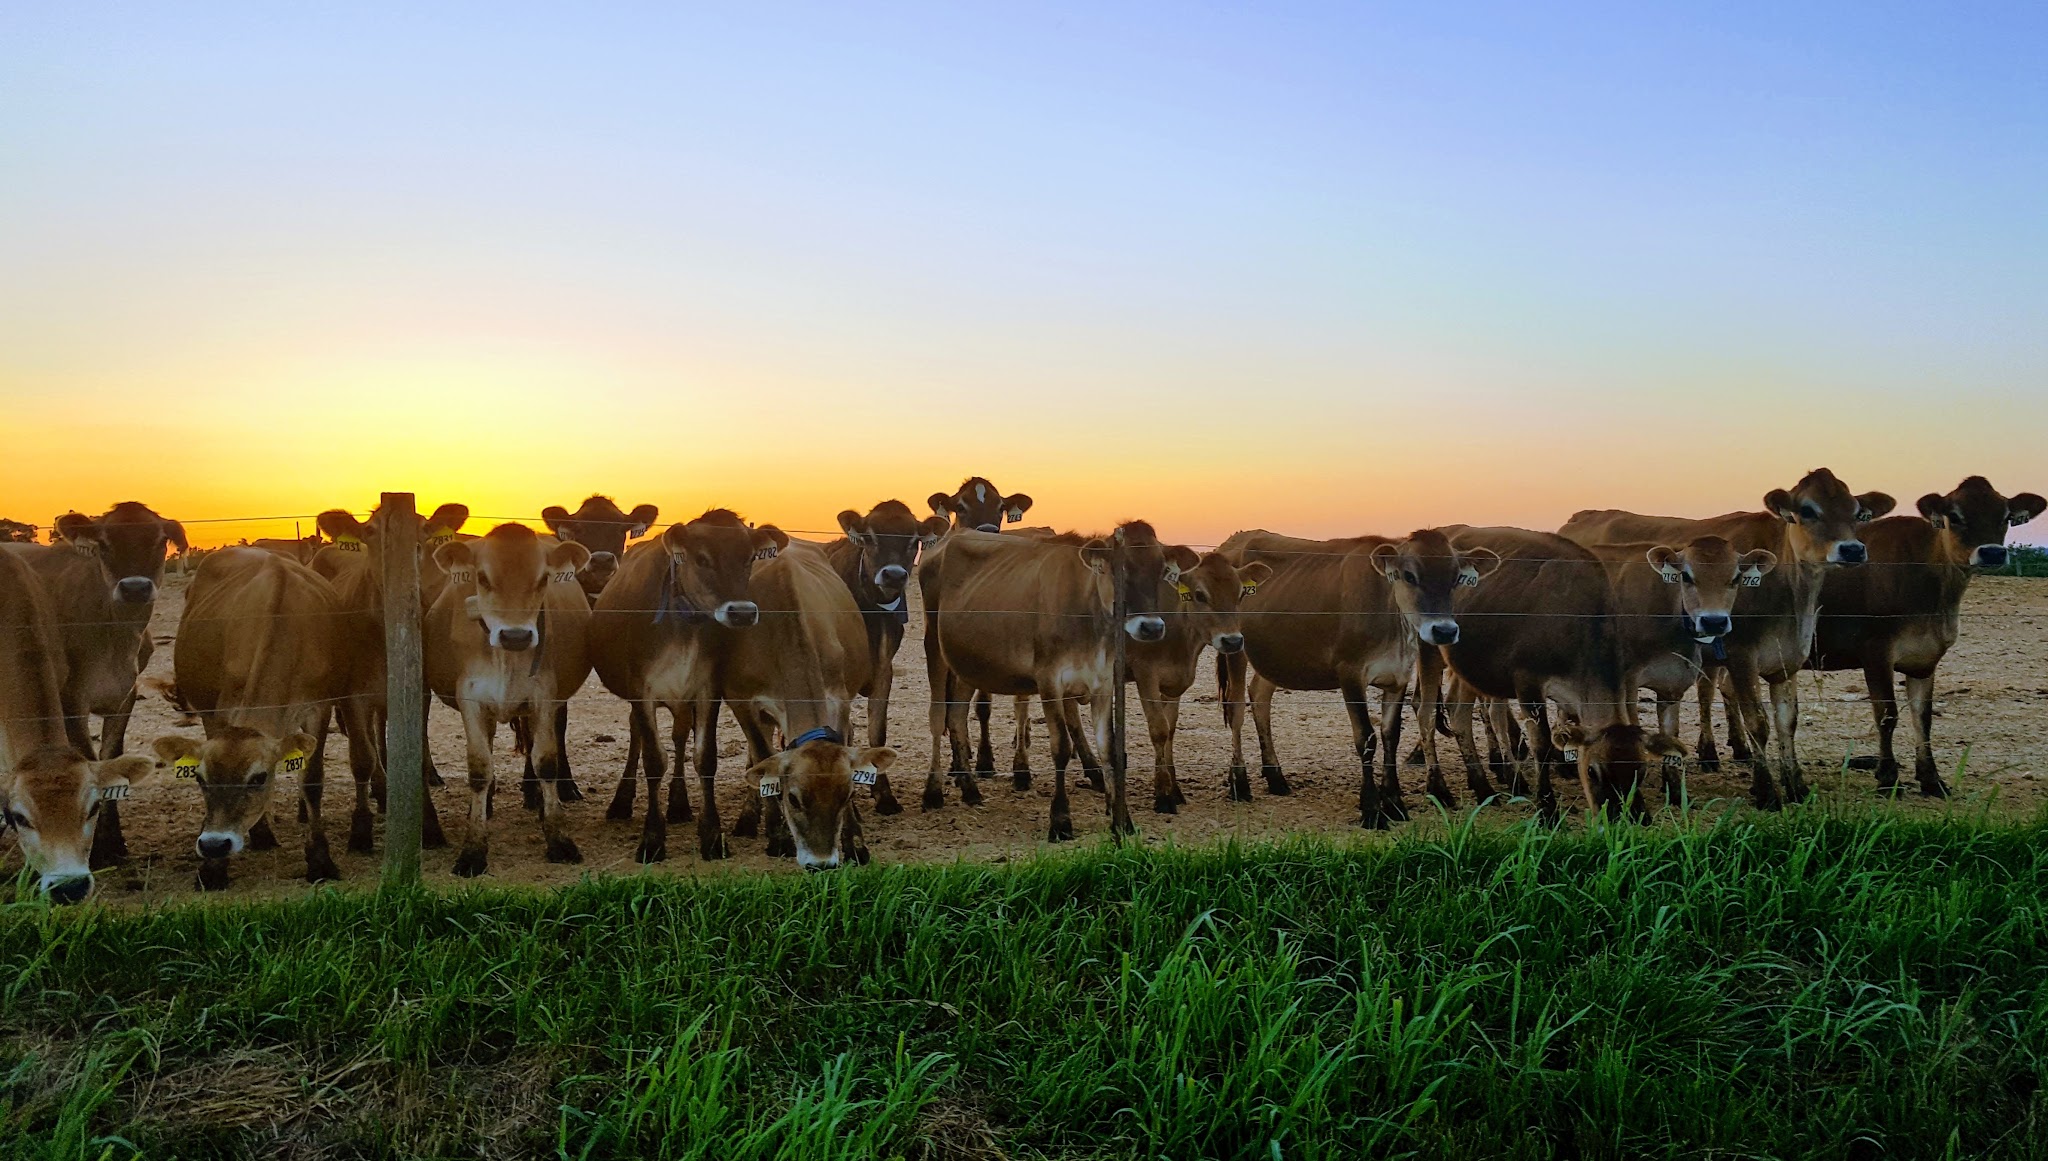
[605,799,635,822]
[545,838,582,865]
[1751,793,1782,812]
[196,864,232,892]
[522,782,543,812]
[1227,772,1252,803]
[700,835,730,861]
[1012,771,1032,792]
[425,767,446,789]
[665,800,692,825]
[1260,765,1291,796]
[1171,783,1187,806]
[1153,795,1178,815]
[958,779,984,807]
[452,850,489,877]
[422,819,449,850]
[1919,779,1951,799]
[556,779,585,803]
[1048,819,1075,842]
[1083,769,1106,793]
[306,855,342,884]
[732,813,759,838]
[1426,786,1458,810]
[875,794,903,816]
[348,813,375,854]
[851,842,872,867]
[635,838,667,864]
[1360,810,1388,831]
[1467,778,1501,804]
[1846,756,1882,772]
[1404,747,1425,767]
[766,832,794,859]
[922,789,944,811]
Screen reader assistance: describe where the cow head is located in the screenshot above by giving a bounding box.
[435,524,588,651]
[153,728,312,866]
[1166,552,1271,655]
[659,509,788,629]
[1915,476,2046,571]
[747,737,894,870]
[1554,721,1686,818]
[929,478,1032,534]
[1077,521,1199,643]
[1646,537,1776,643]
[542,495,659,597]
[1764,469,1894,566]
[52,502,187,605]
[838,501,951,605]
[1371,529,1500,646]
[2,746,154,903]
[318,502,471,579]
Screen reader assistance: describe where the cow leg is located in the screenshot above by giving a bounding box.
[631,703,668,863]
[688,700,728,860]
[1140,681,1180,814]
[513,718,542,811]
[1336,674,1386,828]
[1011,695,1033,786]
[970,689,996,777]
[552,704,582,802]
[1723,662,1777,809]
[1487,699,1530,796]
[1724,670,1762,760]
[1248,672,1291,796]
[839,802,872,867]
[1089,685,1134,839]
[1902,674,1946,797]
[954,690,985,805]
[1070,693,1106,793]
[530,706,582,864]
[1219,652,1253,802]
[1414,650,1449,812]
[1863,660,1902,792]
[302,735,341,883]
[1045,694,1075,842]
[344,699,380,853]
[86,708,134,867]
[1693,671,1721,772]
[1375,680,1411,822]
[423,691,445,788]
[867,640,904,814]
[608,713,642,821]
[453,704,497,877]
[248,815,280,851]
[1766,675,1807,804]
[1519,700,1561,825]
[1447,694,1486,808]
[664,711,695,823]
[1657,693,1686,809]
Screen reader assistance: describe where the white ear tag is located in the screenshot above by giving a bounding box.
[1662,753,1684,767]
[1456,569,1480,588]
[1741,573,1763,587]
[551,568,579,584]
[1657,566,1681,583]
[753,545,779,562]
[1560,749,1580,763]
[446,566,474,584]
[1163,562,1182,587]
[852,766,878,787]
[95,783,132,802]
[758,777,782,799]
[173,756,201,779]
[1006,508,1022,524]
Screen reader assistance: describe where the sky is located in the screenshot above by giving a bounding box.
[4,2,2045,547]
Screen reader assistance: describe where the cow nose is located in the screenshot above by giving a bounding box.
[976,523,1000,533]
[1695,613,1731,636]
[587,551,617,572]
[197,836,234,859]
[116,577,155,603]
[497,627,536,651]
[44,875,92,905]
[1835,541,1867,564]
[876,565,908,589]
[719,601,760,628]
[1976,545,2007,569]
[1127,615,1166,643]
[1429,622,1460,645]
[1216,633,1245,654]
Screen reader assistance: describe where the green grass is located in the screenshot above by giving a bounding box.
[5,813,2048,1159]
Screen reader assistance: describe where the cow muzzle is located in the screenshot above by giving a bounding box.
[1831,541,1867,565]
[115,576,155,603]
[1420,618,1460,646]
[1215,632,1245,654]
[975,523,1001,533]
[1125,615,1166,642]
[196,832,242,859]
[1972,544,2007,569]
[496,626,537,651]
[716,601,760,628]
[875,565,908,590]
[1692,612,1731,638]
[42,873,92,905]
[796,850,842,872]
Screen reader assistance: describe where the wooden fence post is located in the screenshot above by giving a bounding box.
[381,492,425,889]
[1109,528,1129,827]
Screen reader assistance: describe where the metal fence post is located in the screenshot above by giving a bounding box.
[381,492,424,889]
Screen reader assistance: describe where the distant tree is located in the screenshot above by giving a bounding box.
[0,518,38,543]
[1992,543,2046,578]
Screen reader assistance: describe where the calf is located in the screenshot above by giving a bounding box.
[154,547,348,887]
[425,524,593,876]
[2,501,185,866]
[1422,526,1684,822]
[1219,529,1497,827]
[741,732,898,872]
[1,549,156,902]
[926,478,1037,779]
[590,509,788,860]
[1811,476,2044,796]
[1560,468,1894,807]
[823,502,950,766]
[921,522,1196,840]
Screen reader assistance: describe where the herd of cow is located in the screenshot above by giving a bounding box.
[1,470,2040,903]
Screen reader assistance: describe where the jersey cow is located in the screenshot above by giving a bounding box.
[926,478,1038,780]
[2,501,185,866]
[1810,476,2043,797]
[1560,468,1893,808]
[822,501,949,776]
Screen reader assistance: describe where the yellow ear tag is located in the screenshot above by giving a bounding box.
[1239,580,1262,598]
[335,533,365,553]
[277,750,307,776]
[1175,582,1194,602]
[425,526,457,546]
[173,756,201,779]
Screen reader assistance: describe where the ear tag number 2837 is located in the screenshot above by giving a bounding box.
[173,756,201,780]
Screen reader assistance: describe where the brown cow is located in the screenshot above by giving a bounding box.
[1219,529,1498,827]
[822,502,950,787]
[1810,476,2044,796]
[920,522,1196,840]
[542,494,660,600]
[251,534,327,564]
[717,541,879,865]
[926,478,1038,779]
[425,524,593,876]
[590,509,788,861]
[152,547,348,887]
[1560,468,1894,807]
[0,549,156,902]
[1422,526,1685,822]
[1582,538,1776,805]
[2,502,186,866]
[738,732,899,872]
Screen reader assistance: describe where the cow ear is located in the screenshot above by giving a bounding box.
[434,540,475,572]
[1552,721,1586,748]
[1079,538,1112,573]
[54,512,102,546]
[626,504,659,537]
[661,522,692,553]
[927,492,956,518]
[1855,492,1895,522]
[1236,561,1273,586]
[1915,493,1949,528]
[1459,546,1502,585]
[1739,549,1777,580]
[1645,732,1688,760]
[161,518,189,553]
[855,746,899,773]
[541,506,571,534]
[1369,542,1401,579]
[1646,546,1682,582]
[1165,545,1201,574]
[2008,493,2046,527]
[1764,488,1797,522]
[547,540,592,571]
[427,504,470,534]
[836,509,868,541]
[1003,493,1034,523]
[152,735,200,764]
[917,516,951,550]
[751,525,790,560]
[93,754,158,794]
[317,509,366,542]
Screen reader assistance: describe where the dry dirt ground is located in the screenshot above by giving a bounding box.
[48,573,2048,905]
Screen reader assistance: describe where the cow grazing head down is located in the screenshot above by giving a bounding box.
[153,728,313,862]
[1075,520,1199,643]
[3,746,155,903]
[318,502,471,572]
[1764,469,1894,566]
[929,478,1033,534]
[1370,530,1500,646]
[1554,721,1686,819]
[748,736,894,870]
[658,509,789,629]
[52,502,187,605]
[542,495,659,597]
[838,501,951,604]
[1916,477,2046,571]
[1168,552,1271,655]
[1646,537,1777,642]
[435,524,589,651]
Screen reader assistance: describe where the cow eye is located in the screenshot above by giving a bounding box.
[477,574,493,592]
[1680,573,1695,586]
[785,789,802,809]
[1195,591,1211,605]
[250,770,270,787]
[7,809,31,830]
[1402,571,1418,585]
[695,553,713,568]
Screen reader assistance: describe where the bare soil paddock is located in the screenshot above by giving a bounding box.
[69,574,2048,904]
